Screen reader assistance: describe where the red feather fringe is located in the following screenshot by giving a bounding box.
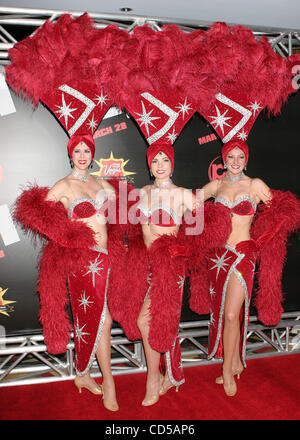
[251,190,300,324]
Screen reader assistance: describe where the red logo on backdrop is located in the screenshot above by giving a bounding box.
[208,156,226,181]
[198,133,217,145]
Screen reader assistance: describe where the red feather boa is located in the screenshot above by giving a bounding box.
[251,190,300,324]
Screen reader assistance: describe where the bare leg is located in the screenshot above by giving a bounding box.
[95,309,118,411]
[160,362,173,394]
[137,295,162,406]
[222,273,245,395]
[232,330,243,374]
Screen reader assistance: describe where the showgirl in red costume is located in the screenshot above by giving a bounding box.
[107,142,232,407]
[134,144,194,406]
[192,139,300,397]
[13,134,130,411]
[6,14,132,412]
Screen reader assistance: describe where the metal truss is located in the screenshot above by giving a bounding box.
[0,311,299,387]
[0,6,300,66]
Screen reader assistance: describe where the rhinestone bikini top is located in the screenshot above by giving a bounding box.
[67,193,109,219]
[136,202,181,227]
[214,195,257,216]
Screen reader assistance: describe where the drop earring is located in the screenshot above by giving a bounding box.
[223,163,227,169]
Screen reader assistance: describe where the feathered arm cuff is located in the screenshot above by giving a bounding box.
[182,201,232,261]
[110,227,148,341]
[13,185,97,248]
[182,201,231,315]
[251,190,300,325]
[106,179,138,239]
[37,241,71,354]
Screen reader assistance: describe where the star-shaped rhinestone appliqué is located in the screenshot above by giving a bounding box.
[94,89,110,109]
[55,93,77,127]
[177,275,185,290]
[247,100,263,118]
[176,97,192,119]
[135,101,160,136]
[86,113,98,131]
[78,291,94,313]
[166,127,178,144]
[209,283,216,297]
[83,255,104,287]
[208,105,232,135]
[236,128,248,141]
[74,316,90,350]
[209,251,231,279]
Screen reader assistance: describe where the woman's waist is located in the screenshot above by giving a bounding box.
[83,220,108,252]
[226,226,251,248]
[142,224,179,249]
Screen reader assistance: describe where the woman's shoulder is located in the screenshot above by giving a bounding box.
[95,177,115,192]
[249,177,272,203]
[249,177,271,194]
[203,178,222,199]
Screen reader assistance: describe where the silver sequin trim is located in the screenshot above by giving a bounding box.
[90,246,108,254]
[141,92,179,145]
[215,195,257,212]
[165,338,185,387]
[215,93,252,143]
[68,195,108,219]
[59,84,96,136]
[137,202,181,226]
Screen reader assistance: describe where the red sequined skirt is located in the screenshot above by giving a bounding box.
[207,240,256,366]
[68,248,110,375]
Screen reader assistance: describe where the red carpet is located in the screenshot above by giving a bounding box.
[1,355,299,420]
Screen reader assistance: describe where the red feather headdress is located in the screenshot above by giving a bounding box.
[5,14,128,154]
[200,22,300,144]
[105,24,224,168]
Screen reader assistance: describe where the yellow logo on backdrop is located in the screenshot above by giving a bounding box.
[91,152,135,179]
[0,287,16,317]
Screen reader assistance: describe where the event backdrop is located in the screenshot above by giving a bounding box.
[0,88,299,336]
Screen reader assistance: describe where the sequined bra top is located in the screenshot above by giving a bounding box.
[137,202,181,227]
[67,193,109,219]
[214,195,257,216]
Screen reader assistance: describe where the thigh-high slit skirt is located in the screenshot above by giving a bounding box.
[207,241,256,367]
[68,247,111,375]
